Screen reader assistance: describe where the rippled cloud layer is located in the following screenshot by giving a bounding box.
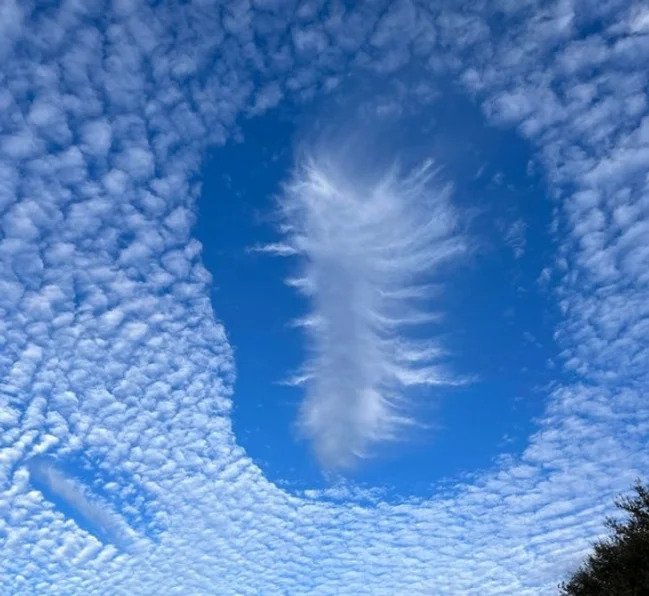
[0,0,648,593]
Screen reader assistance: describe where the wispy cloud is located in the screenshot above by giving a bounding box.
[271,142,465,468]
[504,218,527,259]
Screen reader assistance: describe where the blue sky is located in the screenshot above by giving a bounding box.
[1,0,649,593]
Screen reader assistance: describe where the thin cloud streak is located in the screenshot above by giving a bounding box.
[28,460,139,551]
[274,145,465,468]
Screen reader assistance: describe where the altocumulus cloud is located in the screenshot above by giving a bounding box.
[0,0,648,594]
[270,142,464,468]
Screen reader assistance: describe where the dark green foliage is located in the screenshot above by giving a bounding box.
[560,481,649,595]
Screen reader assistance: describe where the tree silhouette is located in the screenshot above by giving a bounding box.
[560,481,649,595]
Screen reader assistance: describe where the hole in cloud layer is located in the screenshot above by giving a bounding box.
[199,85,556,485]
[27,457,143,551]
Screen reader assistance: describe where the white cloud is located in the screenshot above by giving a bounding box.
[504,218,527,259]
[0,0,648,593]
[80,120,112,157]
[273,147,463,468]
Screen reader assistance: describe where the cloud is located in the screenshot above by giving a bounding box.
[0,0,648,593]
[27,459,139,551]
[504,218,527,259]
[272,142,464,468]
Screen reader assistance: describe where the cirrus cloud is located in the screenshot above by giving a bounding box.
[270,143,464,468]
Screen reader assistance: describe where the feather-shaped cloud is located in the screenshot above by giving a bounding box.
[273,143,465,467]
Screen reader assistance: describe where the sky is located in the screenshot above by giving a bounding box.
[1,0,649,593]
[197,87,556,492]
